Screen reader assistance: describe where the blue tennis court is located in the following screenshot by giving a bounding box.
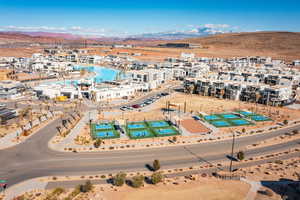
[149,121,169,128]
[204,115,221,121]
[238,111,254,116]
[155,128,176,135]
[131,130,151,137]
[231,119,251,125]
[95,124,113,130]
[95,131,115,138]
[127,124,146,129]
[250,115,271,121]
[220,114,239,119]
[211,120,231,127]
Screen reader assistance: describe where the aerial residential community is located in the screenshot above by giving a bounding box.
[0,1,300,200]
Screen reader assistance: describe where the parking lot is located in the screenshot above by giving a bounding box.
[119,92,169,111]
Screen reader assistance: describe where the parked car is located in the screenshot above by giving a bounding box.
[144,101,151,105]
[132,104,141,109]
[127,106,133,110]
[120,106,127,111]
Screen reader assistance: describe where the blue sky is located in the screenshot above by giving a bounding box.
[0,0,299,36]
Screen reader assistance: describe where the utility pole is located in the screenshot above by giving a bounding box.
[229,131,235,175]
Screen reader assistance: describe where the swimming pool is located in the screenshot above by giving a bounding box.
[221,114,239,119]
[44,66,120,85]
[204,115,221,121]
[95,124,113,130]
[149,121,169,128]
[127,124,146,129]
[231,119,251,126]
[131,130,151,137]
[211,120,231,127]
[250,115,270,121]
[95,131,115,138]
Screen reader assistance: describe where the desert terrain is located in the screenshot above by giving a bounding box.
[0,32,300,61]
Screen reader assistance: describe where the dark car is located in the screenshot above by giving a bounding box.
[132,104,141,109]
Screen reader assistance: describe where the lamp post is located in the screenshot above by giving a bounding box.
[229,130,235,175]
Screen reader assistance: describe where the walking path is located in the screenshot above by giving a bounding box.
[3,178,48,200]
[49,110,97,151]
[241,178,262,200]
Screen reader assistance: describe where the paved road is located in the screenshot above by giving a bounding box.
[0,113,299,189]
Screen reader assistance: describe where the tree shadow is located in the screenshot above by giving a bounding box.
[226,155,238,162]
[145,164,154,172]
[260,179,300,200]
[183,146,224,171]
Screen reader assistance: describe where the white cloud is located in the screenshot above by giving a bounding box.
[70,26,82,31]
[204,24,230,29]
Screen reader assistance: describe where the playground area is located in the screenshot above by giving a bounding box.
[90,122,120,139]
[126,120,180,139]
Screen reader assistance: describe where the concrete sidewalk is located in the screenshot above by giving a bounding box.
[2,178,48,200]
[241,178,262,200]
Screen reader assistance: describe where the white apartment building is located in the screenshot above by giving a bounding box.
[126,68,172,90]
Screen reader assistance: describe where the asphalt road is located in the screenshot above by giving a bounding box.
[0,114,299,188]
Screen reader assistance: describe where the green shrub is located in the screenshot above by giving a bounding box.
[151,172,164,185]
[94,138,102,148]
[237,151,245,161]
[113,172,127,186]
[52,187,64,195]
[274,160,283,164]
[79,180,93,193]
[131,175,144,188]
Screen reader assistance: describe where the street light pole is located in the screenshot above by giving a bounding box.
[229,131,235,175]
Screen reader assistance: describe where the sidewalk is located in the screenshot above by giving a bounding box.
[2,178,48,200]
[241,178,262,200]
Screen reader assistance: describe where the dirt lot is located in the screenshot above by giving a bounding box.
[103,178,249,200]
[15,177,250,200]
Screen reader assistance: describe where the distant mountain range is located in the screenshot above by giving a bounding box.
[129,27,232,40]
[0,26,232,42]
[0,31,299,61]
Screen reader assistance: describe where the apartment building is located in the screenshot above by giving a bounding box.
[126,68,172,90]
[0,80,25,99]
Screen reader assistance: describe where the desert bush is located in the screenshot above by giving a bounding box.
[237,151,245,161]
[113,172,127,186]
[131,175,144,188]
[151,172,164,185]
[93,138,102,148]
